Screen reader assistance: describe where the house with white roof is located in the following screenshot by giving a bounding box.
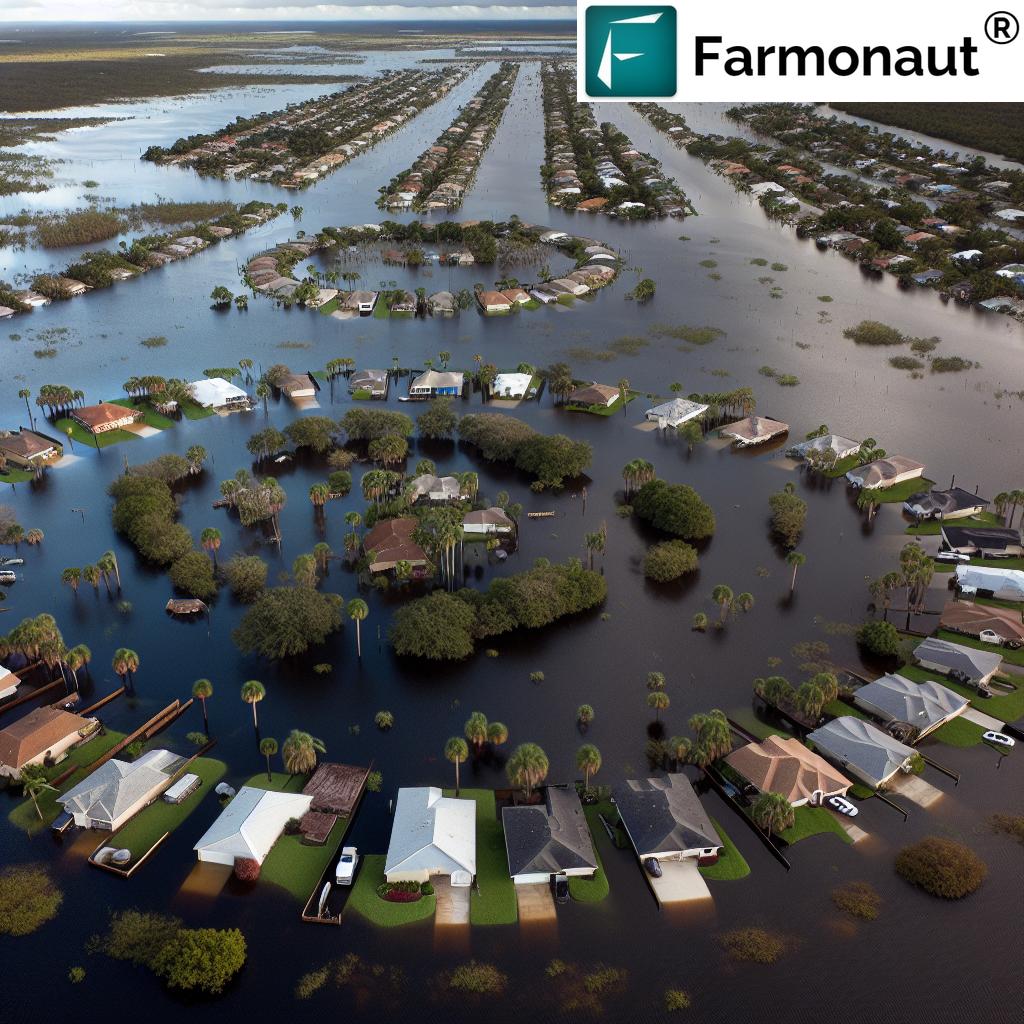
[384,787,476,886]
[194,786,313,866]
[492,372,533,399]
[60,749,181,830]
[645,397,708,429]
[787,433,861,461]
[189,377,251,411]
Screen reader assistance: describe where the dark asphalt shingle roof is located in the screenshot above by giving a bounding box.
[501,786,597,877]
[612,776,718,856]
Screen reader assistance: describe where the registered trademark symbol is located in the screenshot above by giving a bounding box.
[985,11,1019,43]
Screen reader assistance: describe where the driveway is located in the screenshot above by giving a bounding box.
[962,707,1005,731]
[645,858,712,906]
[516,882,556,924]
[433,876,470,926]
[889,773,944,808]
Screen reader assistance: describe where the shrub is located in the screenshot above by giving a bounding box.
[644,539,699,581]
[665,989,692,1011]
[68,966,86,984]
[718,927,786,963]
[152,927,246,995]
[832,881,881,920]
[94,910,183,967]
[233,858,260,882]
[930,356,974,373]
[842,320,905,346]
[420,881,434,896]
[374,710,394,730]
[895,837,986,899]
[168,549,218,600]
[989,813,1024,845]
[768,487,806,548]
[0,864,63,936]
[633,479,715,540]
[233,587,343,659]
[889,355,924,371]
[447,961,508,995]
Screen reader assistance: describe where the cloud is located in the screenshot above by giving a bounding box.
[4,2,576,17]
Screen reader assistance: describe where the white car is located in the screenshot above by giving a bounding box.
[827,795,859,817]
[335,846,359,885]
[982,731,1015,748]
[935,551,970,563]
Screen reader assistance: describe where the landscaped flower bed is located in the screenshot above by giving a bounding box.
[376,881,424,903]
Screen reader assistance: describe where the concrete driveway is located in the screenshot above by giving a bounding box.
[646,858,712,906]
[516,882,556,924]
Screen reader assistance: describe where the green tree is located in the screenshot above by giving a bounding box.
[647,691,670,720]
[768,483,807,548]
[112,648,139,690]
[786,551,806,592]
[445,737,469,794]
[750,792,795,835]
[577,704,595,727]
[347,598,368,658]
[633,479,715,539]
[19,764,55,822]
[233,588,343,659]
[711,584,734,623]
[259,737,278,781]
[200,527,221,566]
[191,678,213,736]
[281,729,325,775]
[486,721,509,746]
[152,927,246,995]
[643,540,698,582]
[506,743,549,798]
[576,744,602,789]
[240,679,266,731]
[464,711,489,751]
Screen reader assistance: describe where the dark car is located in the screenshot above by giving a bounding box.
[551,872,570,904]
[643,857,662,878]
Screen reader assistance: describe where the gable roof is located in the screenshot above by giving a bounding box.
[60,749,180,826]
[410,369,464,391]
[645,398,708,427]
[363,517,427,569]
[384,786,476,876]
[613,776,718,856]
[725,735,851,803]
[0,429,60,459]
[0,707,91,769]
[853,673,968,731]
[808,717,914,786]
[942,526,1022,554]
[463,506,514,529]
[569,383,619,405]
[913,636,1002,681]
[194,786,312,864]
[502,786,597,876]
[407,474,461,500]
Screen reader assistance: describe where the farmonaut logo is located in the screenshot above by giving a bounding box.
[584,6,677,97]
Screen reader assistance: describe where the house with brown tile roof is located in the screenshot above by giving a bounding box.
[71,402,142,434]
[0,428,63,469]
[940,601,1024,646]
[0,706,98,779]
[719,416,789,447]
[568,383,619,408]
[363,517,428,572]
[726,735,851,806]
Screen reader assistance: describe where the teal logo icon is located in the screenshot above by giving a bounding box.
[584,6,677,97]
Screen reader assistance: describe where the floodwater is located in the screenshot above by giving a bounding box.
[0,54,1022,1024]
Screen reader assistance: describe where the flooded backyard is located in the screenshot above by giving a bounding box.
[1,44,1022,1024]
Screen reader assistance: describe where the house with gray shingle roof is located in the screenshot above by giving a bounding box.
[612,776,720,862]
[853,673,968,740]
[807,717,915,789]
[913,637,1002,689]
[502,785,597,884]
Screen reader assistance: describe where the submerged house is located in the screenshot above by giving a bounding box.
[806,717,916,789]
[71,402,141,435]
[384,787,476,886]
[903,487,989,520]
[492,372,533,399]
[189,377,251,410]
[568,383,619,408]
[59,749,181,830]
[943,526,1023,559]
[613,776,721,865]
[407,473,461,503]
[349,369,388,398]
[363,518,428,573]
[719,416,789,447]
[725,735,851,807]
[502,785,597,885]
[194,786,313,866]
[463,507,514,535]
[852,673,969,740]
[409,369,465,397]
[278,372,317,401]
[0,428,64,470]
[845,455,924,489]
[645,398,708,429]
[787,433,861,462]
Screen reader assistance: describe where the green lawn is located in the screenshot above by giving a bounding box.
[317,297,340,316]
[777,805,852,846]
[180,399,215,421]
[930,717,986,747]
[0,466,34,483]
[900,663,1024,721]
[522,299,541,310]
[700,817,751,881]
[261,815,348,902]
[849,783,876,800]
[824,698,869,720]
[7,729,126,834]
[934,629,1024,668]
[874,478,936,504]
[246,771,307,794]
[906,512,1001,536]
[54,417,138,449]
[347,854,436,927]
[109,757,227,859]
[824,454,862,479]
[566,393,637,417]
[445,788,517,925]
[108,398,174,430]
[372,302,389,319]
[569,801,613,902]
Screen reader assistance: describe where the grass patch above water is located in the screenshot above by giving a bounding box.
[649,323,725,346]
[569,801,613,902]
[906,511,1001,535]
[109,398,174,430]
[930,717,986,748]
[700,817,750,881]
[54,416,137,448]
[347,854,436,928]
[777,805,852,846]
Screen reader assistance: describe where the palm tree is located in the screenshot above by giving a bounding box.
[735,592,754,614]
[101,550,121,592]
[65,644,91,690]
[647,691,670,719]
[259,737,278,781]
[19,764,55,822]
[61,567,81,595]
[711,584,734,623]
[200,527,222,566]
[309,483,330,507]
[282,729,325,775]
[576,744,602,789]
[668,735,691,768]
[507,743,549,798]
[313,542,332,574]
[192,678,214,735]
[241,679,266,732]
[25,528,43,546]
[621,458,655,498]
[786,551,806,592]
[646,671,666,691]
[112,648,139,691]
[617,377,630,414]
[577,704,595,728]
[81,564,100,592]
[19,387,35,430]
[256,380,270,415]
[445,736,469,794]
[345,511,362,545]
[347,598,368,658]
[293,554,317,588]
[185,445,207,475]
[692,612,709,632]
[486,721,508,746]
[464,711,488,751]
[688,709,733,766]
[750,791,795,834]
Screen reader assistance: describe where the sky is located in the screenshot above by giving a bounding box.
[2,2,576,22]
